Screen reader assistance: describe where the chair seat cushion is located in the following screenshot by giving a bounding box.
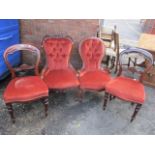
[79,70,111,90]
[105,76,145,104]
[43,69,79,89]
[3,76,49,104]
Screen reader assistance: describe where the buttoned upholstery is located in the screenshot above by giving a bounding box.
[79,37,111,90]
[42,38,79,89]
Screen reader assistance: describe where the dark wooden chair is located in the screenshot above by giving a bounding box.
[103,47,153,122]
[3,44,49,123]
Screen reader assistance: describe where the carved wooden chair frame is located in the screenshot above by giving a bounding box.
[103,47,153,122]
[3,44,49,123]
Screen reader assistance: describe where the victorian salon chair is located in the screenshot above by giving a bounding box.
[42,36,79,91]
[78,37,111,99]
[103,48,153,122]
[3,44,49,123]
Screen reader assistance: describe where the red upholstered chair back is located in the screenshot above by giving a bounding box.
[43,37,73,70]
[79,37,105,71]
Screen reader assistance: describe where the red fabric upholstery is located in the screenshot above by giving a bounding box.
[79,37,105,71]
[43,69,79,89]
[3,76,48,104]
[105,76,145,104]
[79,37,111,90]
[42,38,79,89]
[79,70,111,90]
[43,38,73,70]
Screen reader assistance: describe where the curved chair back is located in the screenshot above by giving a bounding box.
[3,44,41,78]
[79,37,105,71]
[118,47,153,82]
[42,37,73,70]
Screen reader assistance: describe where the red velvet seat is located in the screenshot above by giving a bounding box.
[80,70,110,90]
[105,76,145,104]
[3,44,49,123]
[4,76,48,103]
[79,37,111,91]
[42,37,79,89]
[43,69,79,89]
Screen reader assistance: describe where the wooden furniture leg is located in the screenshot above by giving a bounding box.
[42,98,49,117]
[103,92,110,110]
[79,89,84,102]
[131,102,135,106]
[130,104,142,122]
[6,104,15,123]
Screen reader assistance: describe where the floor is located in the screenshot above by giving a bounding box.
[1,20,155,135]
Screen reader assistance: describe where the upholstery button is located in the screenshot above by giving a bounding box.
[50,53,54,57]
[96,53,100,57]
[62,54,67,57]
[87,53,91,57]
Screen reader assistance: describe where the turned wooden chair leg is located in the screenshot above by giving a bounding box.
[131,102,135,106]
[130,104,142,122]
[110,95,116,101]
[112,96,116,100]
[109,95,113,101]
[78,89,84,103]
[42,98,49,117]
[103,92,110,110]
[6,104,15,123]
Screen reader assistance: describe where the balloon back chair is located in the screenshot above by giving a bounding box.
[42,37,79,90]
[79,37,111,98]
[103,47,153,122]
[3,44,49,123]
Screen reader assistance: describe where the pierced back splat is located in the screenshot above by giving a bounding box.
[118,47,153,82]
[3,44,41,78]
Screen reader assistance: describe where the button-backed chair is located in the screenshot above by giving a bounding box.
[78,37,111,98]
[42,37,79,91]
[3,44,49,123]
[103,48,153,122]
